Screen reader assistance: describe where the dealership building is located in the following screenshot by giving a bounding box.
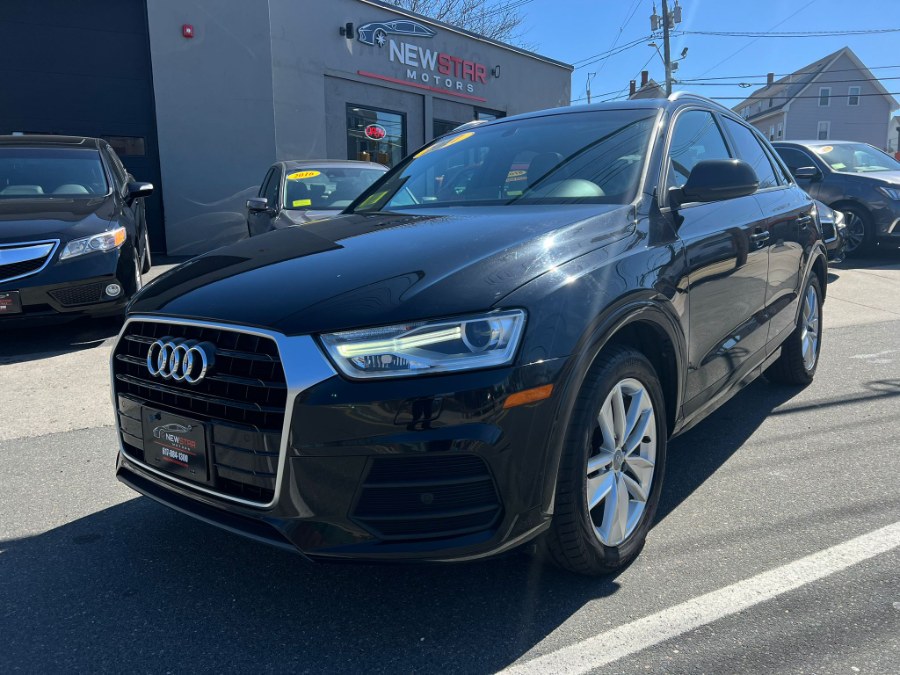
[0,0,572,255]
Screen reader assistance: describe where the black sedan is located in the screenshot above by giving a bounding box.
[773,140,900,255]
[0,135,153,323]
[112,95,827,575]
[245,160,386,237]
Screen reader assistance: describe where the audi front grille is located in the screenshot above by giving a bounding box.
[112,319,288,505]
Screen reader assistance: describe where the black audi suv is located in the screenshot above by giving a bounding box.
[112,94,827,575]
[0,135,153,323]
[773,140,900,256]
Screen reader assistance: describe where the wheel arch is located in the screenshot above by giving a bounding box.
[539,296,685,515]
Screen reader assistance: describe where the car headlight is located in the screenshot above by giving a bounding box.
[320,310,526,379]
[877,186,900,201]
[59,227,127,260]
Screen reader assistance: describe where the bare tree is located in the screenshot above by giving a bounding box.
[391,0,529,45]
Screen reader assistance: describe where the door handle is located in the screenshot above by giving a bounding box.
[750,231,770,245]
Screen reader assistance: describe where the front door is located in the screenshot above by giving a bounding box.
[247,166,280,237]
[666,110,770,413]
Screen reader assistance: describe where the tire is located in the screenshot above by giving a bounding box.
[838,204,875,257]
[765,274,823,385]
[542,346,668,575]
[141,228,152,274]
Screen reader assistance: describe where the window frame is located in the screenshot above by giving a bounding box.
[258,167,275,199]
[848,86,861,106]
[100,144,126,196]
[659,106,735,209]
[818,87,831,107]
[817,120,831,141]
[719,113,787,193]
[774,145,823,177]
[346,103,407,167]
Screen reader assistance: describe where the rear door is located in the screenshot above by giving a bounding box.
[720,125,816,345]
[667,109,771,414]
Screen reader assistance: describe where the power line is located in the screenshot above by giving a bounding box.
[710,91,900,101]
[572,35,654,69]
[692,0,818,78]
[682,28,900,38]
[592,0,644,76]
[678,64,900,82]
[686,75,900,87]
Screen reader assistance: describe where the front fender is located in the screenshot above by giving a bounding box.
[500,238,688,516]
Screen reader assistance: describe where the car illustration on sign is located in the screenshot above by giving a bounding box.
[357,19,436,47]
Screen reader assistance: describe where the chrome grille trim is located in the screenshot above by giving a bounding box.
[110,315,337,509]
[0,239,59,284]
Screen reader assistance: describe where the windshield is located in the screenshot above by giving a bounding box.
[813,143,900,174]
[0,147,109,198]
[352,109,658,212]
[283,166,385,210]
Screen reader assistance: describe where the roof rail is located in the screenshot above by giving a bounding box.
[667,90,731,112]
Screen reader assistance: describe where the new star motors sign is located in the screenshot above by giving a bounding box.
[356,18,490,102]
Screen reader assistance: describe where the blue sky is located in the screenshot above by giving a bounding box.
[516,0,899,107]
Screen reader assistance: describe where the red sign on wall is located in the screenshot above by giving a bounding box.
[364,124,387,140]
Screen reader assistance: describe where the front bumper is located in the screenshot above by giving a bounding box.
[113,318,567,562]
[0,248,135,323]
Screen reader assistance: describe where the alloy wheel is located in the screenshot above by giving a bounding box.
[841,211,865,254]
[585,378,657,547]
[800,284,820,371]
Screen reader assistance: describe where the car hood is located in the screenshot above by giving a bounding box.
[131,204,632,335]
[0,196,116,244]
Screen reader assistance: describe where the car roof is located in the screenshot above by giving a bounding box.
[0,134,102,149]
[278,159,387,171]
[447,92,734,132]
[773,140,862,147]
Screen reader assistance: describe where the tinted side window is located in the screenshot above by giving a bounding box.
[104,146,127,191]
[258,168,275,198]
[775,147,817,175]
[721,118,779,189]
[667,110,731,190]
[264,167,281,206]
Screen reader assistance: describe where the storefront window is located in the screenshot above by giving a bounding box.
[433,119,462,139]
[346,105,406,167]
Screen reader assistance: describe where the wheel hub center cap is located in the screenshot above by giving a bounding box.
[613,450,625,471]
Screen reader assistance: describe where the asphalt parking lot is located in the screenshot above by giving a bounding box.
[1,252,899,674]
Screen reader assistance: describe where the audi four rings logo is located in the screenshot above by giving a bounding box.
[146,338,215,384]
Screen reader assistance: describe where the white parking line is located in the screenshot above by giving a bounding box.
[501,520,900,675]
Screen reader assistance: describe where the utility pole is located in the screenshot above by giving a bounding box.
[651,2,683,96]
[662,0,672,96]
[586,72,598,104]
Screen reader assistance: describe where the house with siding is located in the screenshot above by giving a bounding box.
[733,47,898,149]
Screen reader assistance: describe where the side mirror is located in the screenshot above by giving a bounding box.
[126,181,153,201]
[793,166,821,181]
[246,197,271,213]
[670,159,758,207]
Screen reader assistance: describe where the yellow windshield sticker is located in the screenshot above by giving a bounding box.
[815,146,833,154]
[292,199,312,207]
[506,169,527,182]
[287,170,321,180]
[360,190,388,208]
[414,131,475,158]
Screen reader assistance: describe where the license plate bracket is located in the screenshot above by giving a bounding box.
[142,408,212,485]
[0,291,23,315]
